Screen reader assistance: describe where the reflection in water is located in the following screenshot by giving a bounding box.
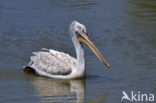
[27,75,85,103]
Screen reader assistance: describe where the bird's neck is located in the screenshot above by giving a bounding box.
[70,31,85,77]
[75,45,85,76]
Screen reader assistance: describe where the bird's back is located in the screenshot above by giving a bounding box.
[23,48,77,77]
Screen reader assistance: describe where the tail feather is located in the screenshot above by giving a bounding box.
[22,66,36,74]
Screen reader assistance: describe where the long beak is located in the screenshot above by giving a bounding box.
[78,33,111,68]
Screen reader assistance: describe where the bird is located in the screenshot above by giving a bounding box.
[23,21,110,79]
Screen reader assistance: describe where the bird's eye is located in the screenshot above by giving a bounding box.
[75,31,79,37]
[75,31,81,38]
[75,31,79,35]
[82,29,85,33]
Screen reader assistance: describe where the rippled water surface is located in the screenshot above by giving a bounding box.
[0,0,156,103]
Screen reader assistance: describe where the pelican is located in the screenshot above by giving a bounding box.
[23,21,110,79]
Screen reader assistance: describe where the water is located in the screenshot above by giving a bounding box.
[0,0,156,103]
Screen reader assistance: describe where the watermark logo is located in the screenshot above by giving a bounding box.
[121,91,155,102]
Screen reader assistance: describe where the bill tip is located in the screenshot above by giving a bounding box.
[107,65,111,68]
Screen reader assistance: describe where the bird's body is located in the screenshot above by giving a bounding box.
[25,48,85,79]
[23,21,110,79]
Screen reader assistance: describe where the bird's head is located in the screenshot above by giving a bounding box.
[69,21,110,68]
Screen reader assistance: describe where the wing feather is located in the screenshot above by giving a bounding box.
[25,49,77,76]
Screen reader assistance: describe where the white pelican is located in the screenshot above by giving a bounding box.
[23,21,110,79]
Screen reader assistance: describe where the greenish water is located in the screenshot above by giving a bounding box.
[0,0,156,103]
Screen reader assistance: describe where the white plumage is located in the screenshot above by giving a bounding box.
[27,48,78,79]
[23,21,110,79]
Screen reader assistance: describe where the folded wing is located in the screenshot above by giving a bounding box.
[24,49,77,76]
